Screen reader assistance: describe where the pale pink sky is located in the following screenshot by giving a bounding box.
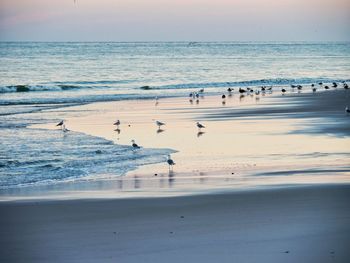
[0,0,349,41]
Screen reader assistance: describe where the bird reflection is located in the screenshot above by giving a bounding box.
[114,128,121,134]
[117,179,123,189]
[168,170,175,187]
[133,176,140,189]
[157,128,165,134]
[197,131,205,137]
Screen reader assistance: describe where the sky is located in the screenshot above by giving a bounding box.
[0,0,349,41]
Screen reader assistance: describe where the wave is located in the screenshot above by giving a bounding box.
[0,84,86,93]
[150,77,350,90]
[1,77,349,94]
[0,127,175,189]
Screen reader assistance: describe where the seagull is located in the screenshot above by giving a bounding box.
[196,122,205,131]
[198,88,204,93]
[324,85,330,90]
[332,82,337,88]
[167,154,175,170]
[281,88,286,94]
[312,87,317,92]
[346,106,350,114]
[113,119,121,128]
[227,87,233,92]
[222,94,226,99]
[131,140,141,149]
[343,83,349,89]
[56,120,64,127]
[156,120,165,129]
[239,88,246,94]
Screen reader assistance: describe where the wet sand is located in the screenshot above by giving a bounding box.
[1,184,350,263]
[10,88,347,199]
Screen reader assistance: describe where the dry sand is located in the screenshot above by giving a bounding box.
[1,184,349,263]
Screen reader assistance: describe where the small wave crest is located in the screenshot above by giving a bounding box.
[0,127,174,189]
[147,77,350,90]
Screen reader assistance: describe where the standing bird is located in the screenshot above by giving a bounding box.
[239,88,246,94]
[56,120,64,128]
[198,88,204,93]
[222,94,226,99]
[281,88,286,94]
[312,87,317,92]
[131,140,141,149]
[324,86,330,90]
[156,120,165,129]
[113,119,121,128]
[196,122,205,131]
[167,154,175,170]
[332,82,337,88]
[346,106,350,114]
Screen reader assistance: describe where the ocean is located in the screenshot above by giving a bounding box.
[1,42,349,188]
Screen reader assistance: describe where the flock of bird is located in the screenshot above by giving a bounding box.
[56,81,349,170]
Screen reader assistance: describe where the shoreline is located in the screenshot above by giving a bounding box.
[1,88,350,201]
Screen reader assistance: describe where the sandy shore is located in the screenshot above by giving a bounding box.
[1,184,349,263]
[5,88,345,200]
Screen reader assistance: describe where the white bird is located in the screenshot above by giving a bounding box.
[113,119,121,128]
[131,140,140,149]
[167,154,175,170]
[156,120,165,129]
[346,106,350,114]
[196,122,205,130]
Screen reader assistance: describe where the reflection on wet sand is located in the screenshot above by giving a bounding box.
[22,89,350,198]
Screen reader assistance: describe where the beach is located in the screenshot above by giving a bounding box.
[1,184,349,263]
[1,88,350,262]
[1,42,350,262]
